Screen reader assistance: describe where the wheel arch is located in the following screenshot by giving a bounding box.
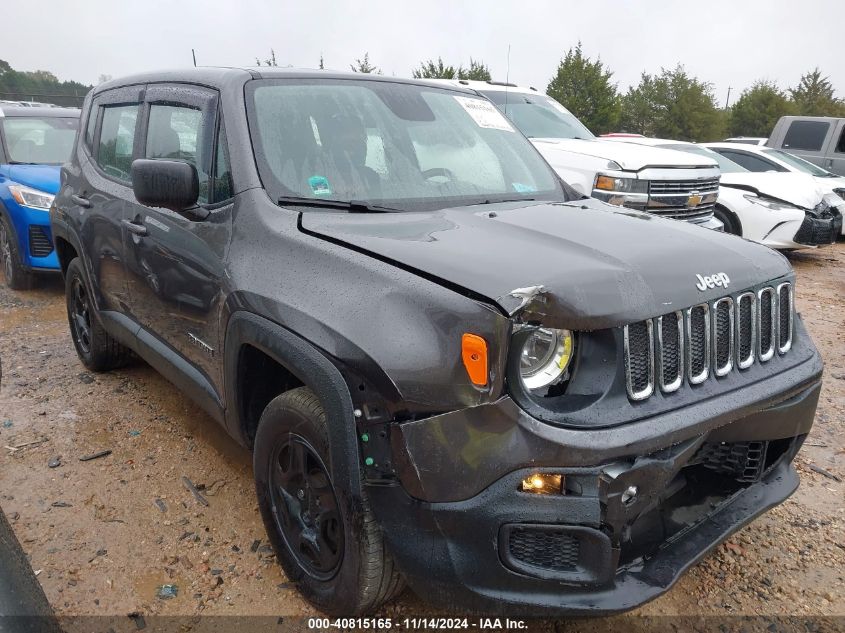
[224,311,363,500]
[715,203,744,236]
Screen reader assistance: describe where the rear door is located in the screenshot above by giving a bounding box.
[778,118,835,169]
[827,119,845,176]
[73,85,144,313]
[123,83,234,397]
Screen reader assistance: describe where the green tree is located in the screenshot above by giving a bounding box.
[458,58,491,81]
[413,57,491,81]
[729,80,795,137]
[413,57,459,79]
[789,68,844,116]
[350,53,380,74]
[619,65,724,141]
[546,42,620,134]
[0,59,91,107]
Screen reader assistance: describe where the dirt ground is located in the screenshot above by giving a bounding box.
[0,243,843,630]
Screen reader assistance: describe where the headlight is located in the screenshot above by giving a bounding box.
[9,184,55,210]
[594,174,648,194]
[742,194,800,212]
[519,327,574,391]
[834,188,845,202]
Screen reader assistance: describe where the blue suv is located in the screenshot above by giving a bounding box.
[0,105,79,289]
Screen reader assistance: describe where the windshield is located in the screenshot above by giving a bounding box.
[658,143,747,173]
[762,149,833,177]
[1,116,78,164]
[479,91,595,140]
[247,79,565,211]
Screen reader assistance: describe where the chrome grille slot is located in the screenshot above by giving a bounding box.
[736,293,755,369]
[657,312,683,393]
[623,282,794,400]
[777,283,793,354]
[648,178,720,194]
[624,320,654,401]
[758,288,775,362]
[713,298,734,376]
[687,304,710,384]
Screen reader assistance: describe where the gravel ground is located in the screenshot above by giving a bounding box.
[0,243,843,629]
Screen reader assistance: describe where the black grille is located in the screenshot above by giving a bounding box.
[625,321,652,398]
[737,294,754,367]
[714,299,732,373]
[778,285,792,351]
[688,305,708,380]
[28,225,53,258]
[507,526,580,572]
[759,289,774,358]
[793,215,840,246]
[658,313,682,390]
[695,441,768,483]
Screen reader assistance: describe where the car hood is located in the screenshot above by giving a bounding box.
[2,165,61,195]
[300,199,790,330]
[720,172,823,209]
[530,137,715,171]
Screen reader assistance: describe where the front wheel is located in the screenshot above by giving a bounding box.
[0,215,34,290]
[254,387,404,615]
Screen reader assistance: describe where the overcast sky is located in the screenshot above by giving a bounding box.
[4,0,845,105]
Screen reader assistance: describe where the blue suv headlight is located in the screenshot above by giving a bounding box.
[9,184,55,210]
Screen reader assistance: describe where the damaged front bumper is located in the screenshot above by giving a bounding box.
[367,334,822,615]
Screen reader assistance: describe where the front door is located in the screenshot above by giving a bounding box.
[123,84,234,397]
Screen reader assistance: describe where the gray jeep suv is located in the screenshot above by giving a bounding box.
[50,68,823,616]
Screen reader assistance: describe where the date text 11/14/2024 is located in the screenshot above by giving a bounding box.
[306,618,528,629]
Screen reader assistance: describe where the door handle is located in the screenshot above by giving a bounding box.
[71,194,91,208]
[122,219,148,237]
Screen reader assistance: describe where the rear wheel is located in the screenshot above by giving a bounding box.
[0,215,34,290]
[65,257,131,372]
[254,387,404,615]
[714,206,740,236]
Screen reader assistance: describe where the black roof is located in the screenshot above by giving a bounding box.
[0,105,81,118]
[92,66,478,96]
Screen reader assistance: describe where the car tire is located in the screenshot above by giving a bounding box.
[254,387,404,615]
[65,257,132,372]
[714,206,740,236]
[0,214,34,290]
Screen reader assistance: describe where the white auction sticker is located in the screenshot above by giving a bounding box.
[453,96,515,132]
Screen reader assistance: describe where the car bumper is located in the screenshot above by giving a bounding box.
[369,333,822,615]
[792,211,842,246]
[688,214,724,231]
[5,204,59,270]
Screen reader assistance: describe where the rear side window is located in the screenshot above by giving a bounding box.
[782,120,830,151]
[97,104,139,182]
[83,102,97,150]
[146,104,209,203]
[836,127,845,154]
[719,150,786,173]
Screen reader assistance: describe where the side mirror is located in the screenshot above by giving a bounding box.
[131,159,199,213]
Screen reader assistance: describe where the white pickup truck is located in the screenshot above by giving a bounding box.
[434,80,724,231]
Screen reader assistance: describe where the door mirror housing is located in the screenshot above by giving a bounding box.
[131,159,200,213]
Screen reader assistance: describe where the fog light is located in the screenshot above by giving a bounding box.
[520,473,564,495]
[621,485,638,506]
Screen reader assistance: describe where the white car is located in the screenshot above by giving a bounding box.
[427,80,724,231]
[603,137,843,250]
[721,137,768,146]
[705,143,845,235]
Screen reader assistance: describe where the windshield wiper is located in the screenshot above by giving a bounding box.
[277,196,400,213]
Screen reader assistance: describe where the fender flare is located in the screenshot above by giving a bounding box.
[49,214,85,272]
[224,311,362,500]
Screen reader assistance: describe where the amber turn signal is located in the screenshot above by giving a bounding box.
[461,333,488,387]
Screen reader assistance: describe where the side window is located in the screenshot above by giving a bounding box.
[212,123,233,202]
[97,104,140,182]
[836,126,845,154]
[146,104,209,203]
[721,150,786,172]
[782,120,830,151]
[83,101,98,150]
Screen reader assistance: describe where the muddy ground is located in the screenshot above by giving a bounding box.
[0,244,843,630]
